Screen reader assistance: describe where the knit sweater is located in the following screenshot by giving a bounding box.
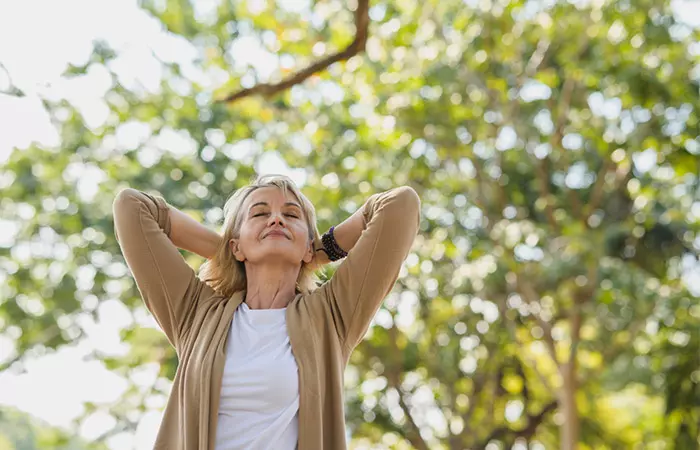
[112,185,421,449]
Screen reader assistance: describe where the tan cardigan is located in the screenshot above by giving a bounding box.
[112,186,420,449]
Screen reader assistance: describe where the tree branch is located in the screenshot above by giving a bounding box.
[568,304,583,367]
[533,157,559,230]
[584,156,615,220]
[542,37,592,226]
[384,323,430,450]
[524,39,551,78]
[470,155,501,231]
[548,78,585,222]
[499,298,556,394]
[569,263,599,364]
[508,38,551,125]
[459,371,490,438]
[473,400,558,449]
[472,366,505,438]
[0,62,25,97]
[219,0,370,104]
[394,388,430,450]
[515,273,559,366]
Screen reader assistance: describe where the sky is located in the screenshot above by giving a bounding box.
[0,0,699,448]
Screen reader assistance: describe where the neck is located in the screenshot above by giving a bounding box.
[243,262,300,309]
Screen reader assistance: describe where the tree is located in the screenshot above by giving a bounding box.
[1,0,698,448]
[0,406,107,450]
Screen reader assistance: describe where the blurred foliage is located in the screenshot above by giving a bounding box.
[1,0,699,448]
[0,406,107,450]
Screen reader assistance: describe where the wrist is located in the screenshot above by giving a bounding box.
[321,226,348,261]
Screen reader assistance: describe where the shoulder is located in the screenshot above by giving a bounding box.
[289,283,332,323]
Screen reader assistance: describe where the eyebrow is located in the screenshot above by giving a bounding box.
[249,201,302,210]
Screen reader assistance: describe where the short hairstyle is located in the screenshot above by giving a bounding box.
[199,174,321,298]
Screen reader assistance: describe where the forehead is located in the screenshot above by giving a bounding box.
[245,186,301,208]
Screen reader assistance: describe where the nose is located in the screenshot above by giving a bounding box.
[267,211,286,227]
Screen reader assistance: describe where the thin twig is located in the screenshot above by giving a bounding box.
[0,62,25,97]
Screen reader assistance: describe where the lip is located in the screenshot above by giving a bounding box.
[264,230,289,239]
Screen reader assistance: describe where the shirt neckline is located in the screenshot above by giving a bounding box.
[239,301,287,327]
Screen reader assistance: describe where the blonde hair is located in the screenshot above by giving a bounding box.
[199,174,321,298]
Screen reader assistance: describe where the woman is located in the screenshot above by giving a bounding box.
[112,173,421,450]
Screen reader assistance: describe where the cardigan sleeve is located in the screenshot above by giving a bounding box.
[321,186,421,353]
[112,188,207,350]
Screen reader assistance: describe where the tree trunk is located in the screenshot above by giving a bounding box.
[559,362,579,450]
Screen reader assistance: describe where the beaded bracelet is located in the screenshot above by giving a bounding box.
[321,226,348,262]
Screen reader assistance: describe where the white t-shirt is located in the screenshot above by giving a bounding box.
[214,302,299,450]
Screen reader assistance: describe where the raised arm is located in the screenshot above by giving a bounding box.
[168,206,222,260]
[318,186,421,353]
[112,188,213,349]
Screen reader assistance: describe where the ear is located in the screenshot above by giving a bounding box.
[302,240,314,264]
[229,238,246,262]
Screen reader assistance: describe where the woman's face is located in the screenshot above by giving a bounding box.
[229,186,314,267]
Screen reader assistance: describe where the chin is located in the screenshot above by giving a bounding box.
[252,251,305,264]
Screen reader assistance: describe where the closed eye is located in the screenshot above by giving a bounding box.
[253,212,299,218]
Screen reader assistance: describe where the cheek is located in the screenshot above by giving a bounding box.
[238,223,260,245]
[294,223,310,242]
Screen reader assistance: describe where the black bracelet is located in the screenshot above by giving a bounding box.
[321,226,348,262]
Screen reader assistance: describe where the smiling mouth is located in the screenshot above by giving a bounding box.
[265,232,288,239]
